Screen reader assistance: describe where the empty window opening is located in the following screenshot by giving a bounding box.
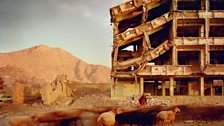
[178,51,200,72]
[177,26,201,37]
[210,26,224,37]
[213,79,223,95]
[117,39,144,72]
[210,0,224,10]
[177,0,204,10]
[144,80,167,96]
[147,2,171,22]
[177,19,205,37]
[210,50,224,64]
[150,49,172,65]
[205,78,224,96]
[118,13,142,33]
[187,79,200,96]
[149,22,171,48]
[174,79,189,95]
[209,18,224,37]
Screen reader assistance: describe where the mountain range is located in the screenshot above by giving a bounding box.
[0,45,111,86]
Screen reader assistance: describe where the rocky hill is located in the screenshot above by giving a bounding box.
[0,45,111,85]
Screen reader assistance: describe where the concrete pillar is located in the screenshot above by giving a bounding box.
[200,24,205,37]
[205,44,210,65]
[154,81,158,96]
[200,50,205,70]
[210,83,214,96]
[172,0,177,38]
[188,82,192,95]
[222,86,224,96]
[113,22,119,35]
[200,77,205,96]
[140,77,144,94]
[205,0,210,39]
[142,4,148,23]
[169,77,174,96]
[172,47,177,65]
[173,0,177,11]
[112,47,118,70]
[162,80,166,96]
[176,80,180,95]
[172,12,177,39]
[205,0,209,12]
[205,18,210,38]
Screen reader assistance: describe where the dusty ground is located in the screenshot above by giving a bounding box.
[1,86,224,126]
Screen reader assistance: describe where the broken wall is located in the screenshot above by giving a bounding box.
[113,82,140,98]
[41,75,73,105]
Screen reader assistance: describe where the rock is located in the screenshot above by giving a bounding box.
[65,99,75,107]
[31,103,39,108]
[185,120,194,123]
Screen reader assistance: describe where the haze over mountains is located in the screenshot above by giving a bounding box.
[0,45,111,85]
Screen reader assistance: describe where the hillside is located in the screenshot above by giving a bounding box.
[0,45,111,85]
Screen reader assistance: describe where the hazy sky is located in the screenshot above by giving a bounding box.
[0,0,126,67]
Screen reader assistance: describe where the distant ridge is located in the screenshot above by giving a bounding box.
[0,45,111,85]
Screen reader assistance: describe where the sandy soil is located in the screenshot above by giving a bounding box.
[1,86,224,126]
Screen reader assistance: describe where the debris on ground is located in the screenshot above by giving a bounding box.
[117,95,172,107]
[147,98,172,106]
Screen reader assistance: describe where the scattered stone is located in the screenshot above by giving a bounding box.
[65,99,75,107]
[31,103,39,108]
[184,120,194,123]
[147,98,172,106]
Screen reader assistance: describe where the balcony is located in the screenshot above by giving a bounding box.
[116,40,172,70]
[174,37,224,46]
[204,64,224,75]
[137,65,192,76]
[114,12,173,47]
[110,0,168,22]
[175,11,224,19]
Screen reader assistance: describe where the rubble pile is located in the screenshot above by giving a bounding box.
[146,98,172,106]
[118,96,172,106]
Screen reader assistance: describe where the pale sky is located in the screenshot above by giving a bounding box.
[0,0,126,67]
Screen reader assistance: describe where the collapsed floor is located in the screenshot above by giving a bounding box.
[110,0,224,98]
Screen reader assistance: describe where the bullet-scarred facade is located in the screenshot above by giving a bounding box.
[110,0,224,98]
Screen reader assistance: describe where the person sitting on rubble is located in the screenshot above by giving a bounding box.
[139,93,147,106]
[130,95,140,107]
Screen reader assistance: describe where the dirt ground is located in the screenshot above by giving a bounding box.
[1,86,224,126]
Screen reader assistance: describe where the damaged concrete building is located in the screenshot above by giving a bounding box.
[110,0,224,98]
